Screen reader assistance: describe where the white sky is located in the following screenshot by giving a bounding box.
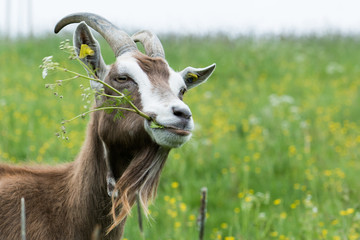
[1,0,360,37]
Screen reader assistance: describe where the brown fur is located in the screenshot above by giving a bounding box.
[0,112,116,239]
[0,64,170,239]
[135,53,170,89]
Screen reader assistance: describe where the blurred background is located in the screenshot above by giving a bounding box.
[1,0,360,38]
[1,1,360,240]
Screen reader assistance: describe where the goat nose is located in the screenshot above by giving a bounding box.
[172,106,192,120]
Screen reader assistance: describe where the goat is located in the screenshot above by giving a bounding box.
[0,12,215,239]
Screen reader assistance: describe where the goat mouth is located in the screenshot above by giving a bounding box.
[163,127,191,136]
[147,120,191,136]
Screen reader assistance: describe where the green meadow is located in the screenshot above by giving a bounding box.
[1,34,360,239]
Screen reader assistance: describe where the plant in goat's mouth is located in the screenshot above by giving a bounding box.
[40,40,163,140]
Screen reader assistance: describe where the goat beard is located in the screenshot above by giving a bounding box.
[107,146,169,233]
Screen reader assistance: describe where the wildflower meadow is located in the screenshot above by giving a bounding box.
[1,34,360,239]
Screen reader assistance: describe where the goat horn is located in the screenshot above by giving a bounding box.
[132,30,165,58]
[54,12,137,57]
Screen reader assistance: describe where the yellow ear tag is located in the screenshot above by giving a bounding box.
[186,73,198,83]
[79,44,94,59]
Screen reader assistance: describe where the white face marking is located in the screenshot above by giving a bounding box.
[169,69,187,98]
[113,53,194,148]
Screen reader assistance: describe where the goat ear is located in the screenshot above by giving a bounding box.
[180,63,216,90]
[73,21,108,90]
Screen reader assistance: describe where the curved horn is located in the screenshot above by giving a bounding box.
[132,30,165,58]
[54,12,137,57]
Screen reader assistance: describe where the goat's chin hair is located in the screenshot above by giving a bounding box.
[107,146,169,234]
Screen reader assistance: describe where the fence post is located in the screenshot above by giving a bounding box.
[198,187,207,240]
[21,197,26,240]
[28,0,33,38]
[5,0,11,39]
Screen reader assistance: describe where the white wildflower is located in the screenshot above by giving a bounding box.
[42,68,48,79]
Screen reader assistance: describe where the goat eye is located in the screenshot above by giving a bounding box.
[179,88,187,99]
[114,75,128,82]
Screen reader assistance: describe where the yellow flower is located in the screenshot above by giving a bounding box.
[324,170,332,176]
[180,203,187,212]
[79,44,94,59]
[279,235,287,240]
[280,212,287,219]
[169,197,176,205]
[167,209,178,218]
[189,214,196,221]
[349,233,360,240]
[270,231,278,237]
[245,196,252,202]
[346,208,355,215]
[331,219,339,225]
[253,152,261,160]
[340,208,355,216]
[174,221,181,228]
[273,199,281,205]
[225,237,235,240]
[171,182,179,189]
[335,168,346,179]
[288,145,297,156]
[322,229,328,237]
[220,222,228,229]
[290,203,297,209]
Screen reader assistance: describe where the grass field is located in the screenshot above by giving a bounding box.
[1,33,360,239]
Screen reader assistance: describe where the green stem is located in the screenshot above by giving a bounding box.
[76,58,97,79]
[64,106,137,123]
[56,75,80,83]
[100,93,126,99]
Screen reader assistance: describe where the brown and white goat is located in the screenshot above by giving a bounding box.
[0,13,215,240]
